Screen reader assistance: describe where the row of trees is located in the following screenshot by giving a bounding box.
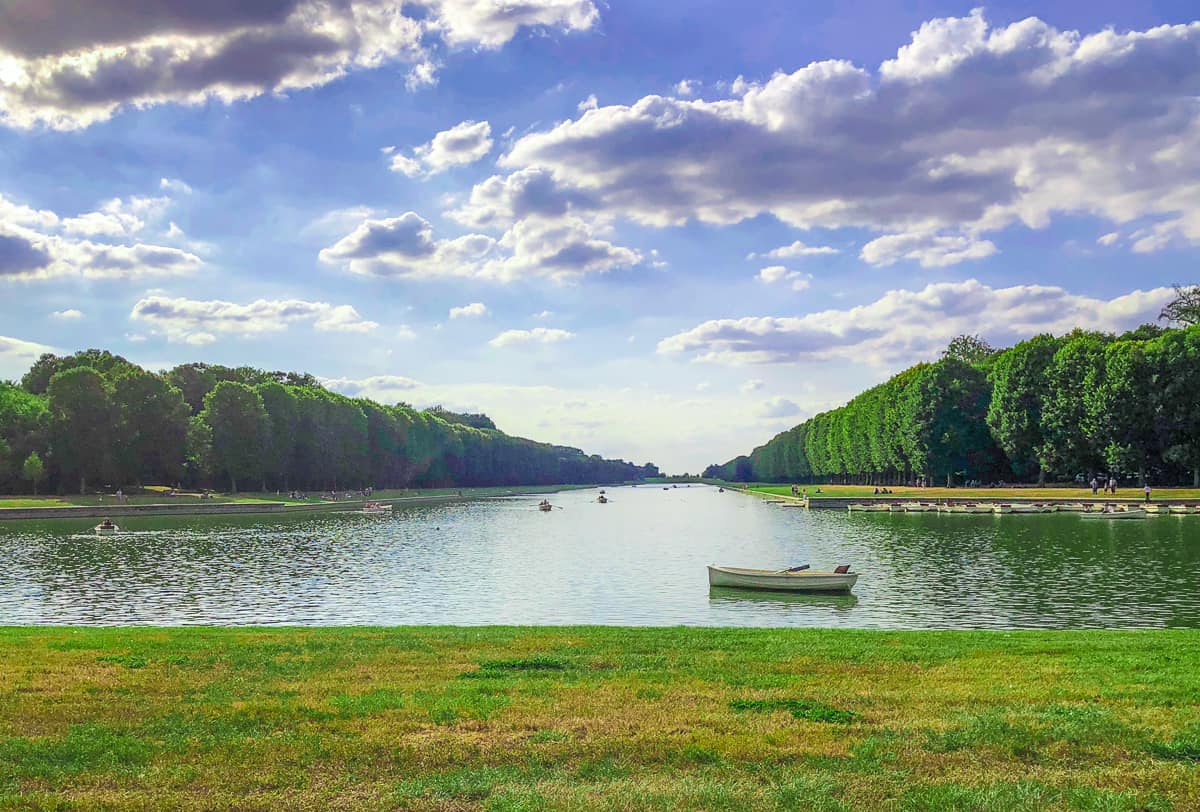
[707,317,1200,487]
[0,353,658,494]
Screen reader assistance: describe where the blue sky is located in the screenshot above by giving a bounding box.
[1,0,1197,473]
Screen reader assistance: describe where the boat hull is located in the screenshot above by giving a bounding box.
[707,566,857,593]
[1080,510,1146,519]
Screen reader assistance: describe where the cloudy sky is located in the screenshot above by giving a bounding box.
[1,1,1197,473]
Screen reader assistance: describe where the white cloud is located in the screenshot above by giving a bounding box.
[160,178,192,194]
[578,94,598,112]
[61,195,171,238]
[1097,231,1120,247]
[749,240,839,260]
[675,79,700,97]
[321,374,421,397]
[130,295,378,343]
[0,334,53,379]
[757,266,812,291]
[320,210,640,282]
[741,379,764,393]
[478,12,1200,254]
[859,230,998,268]
[489,327,574,348]
[449,302,488,319]
[389,120,493,178]
[758,397,802,418]
[0,1,599,130]
[658,280,1175,367]
[51,309,83,320]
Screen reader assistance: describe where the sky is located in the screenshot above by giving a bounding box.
[0,1,1198,474]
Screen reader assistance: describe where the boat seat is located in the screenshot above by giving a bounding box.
[782,565,810,573]
[833,564,851,574]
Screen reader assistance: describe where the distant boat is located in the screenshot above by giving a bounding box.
[362,502,392,514]
[538,500,554,512]
[848,503,890,512]
[708,565,857,593]
[1168,505,1200,515]
[597,495,608,504]
[1080,507,1146,519]
[901,502,934,512]
[937,504,992,514]
[95,520,119,536]
[718,487,725,493]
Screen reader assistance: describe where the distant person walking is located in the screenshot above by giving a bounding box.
[1109,477,1117,495]
[1144,484,1152,503]
[1090,477,1098,495]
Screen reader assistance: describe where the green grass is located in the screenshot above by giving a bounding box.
[0,627,1197,809]
[0,483,601,511]
[739,483,1200,501]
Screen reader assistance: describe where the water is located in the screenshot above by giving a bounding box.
[1,485,1198,628]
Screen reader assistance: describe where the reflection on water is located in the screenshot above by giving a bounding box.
[1,485,1198,628]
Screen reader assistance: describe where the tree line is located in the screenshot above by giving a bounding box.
[0,351,659,495]
[706,296,1200,488]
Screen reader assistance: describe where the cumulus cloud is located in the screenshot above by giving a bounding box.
[320,210,640,282]
[0,1,599,130]
[389,120,493,178]
[130,295,378,343]
[476,11,1200,255]
[0,187,201,281]
[0,334,53,375]
[51,309,83,320]
[757,266,812,291]
[489,327,574,348]
[1097,231,1120,247]
[160,178,193,194]
[321,374,421,397]
[741,379,764,393]
[577,94,598,112]
[658,280,1176,366]
[860,230,997,268]
[749,240,839,260]
[758,397,803,418]
[449,302,488,319]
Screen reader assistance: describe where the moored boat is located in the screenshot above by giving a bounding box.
[992,504,1013,514]
[938,504,991,514]
[901,502,934,512]
[1168,505,1200,515]
[1056,503,1088,512]
[1080,507,1146,519]
[848,503,890,512]
[707,565,857,593]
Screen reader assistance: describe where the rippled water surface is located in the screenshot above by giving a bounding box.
[2,485,1198,628]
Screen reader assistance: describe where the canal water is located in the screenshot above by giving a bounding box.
[1,485,1197,628]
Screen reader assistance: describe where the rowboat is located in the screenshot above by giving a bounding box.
[597,495,608,504]
[95,521,119,536]
[707,565,857,593]
[1009,504,1054,514]
[538,501,554,512]
[848,503,890,512]
[901,502,935,512]
[1080,508,1146,519]
[992,504,1013,514]
[362,502,392,514]
[1168,505,1200,515]
[1056,503,1089,512]
[938,504,992,514]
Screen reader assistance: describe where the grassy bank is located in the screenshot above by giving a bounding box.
[1,627,1197,810]
[0,484,600,512]
[739,483,1200,502]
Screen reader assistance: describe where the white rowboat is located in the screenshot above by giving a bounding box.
[362,502,392,514]
[848,503,890,512]
[708,566,857,593]
[902,502,935,512]
[1168,505,1200,515]
[1080,508,1146,519]
[95,523,119,536]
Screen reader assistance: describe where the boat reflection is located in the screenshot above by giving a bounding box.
[708,586,859,611]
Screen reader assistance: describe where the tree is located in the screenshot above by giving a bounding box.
[1149,327,1200,486]
[22,451,45,495]
[901,358,996,487]
[1159,284,1200,326]
[942,334,996,366]
[200,382,268,493]
[986,335,1060,484]
[47,367,115,494]
[1085,340,1159,483]
[1039,332,1109,480]
[111,369,190,486]
[256,382,298,489]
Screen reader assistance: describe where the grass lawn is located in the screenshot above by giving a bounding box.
[1,627,1197,810]
[742,483,1200,501]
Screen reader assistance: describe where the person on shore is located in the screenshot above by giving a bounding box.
[1109,477,1117,495]
[1144,484,1151,503]
[1090,477,1098,495]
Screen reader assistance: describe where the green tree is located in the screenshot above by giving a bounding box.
[1148,327,1200,486]
[1159,284,1200,326]
[986,335,1060,484]
[942,334,996,366]
[200,382,268,493]
[47,367,115,494]
[111,369,190,486]
[901,358,996,487]
[256,382,298,490]
[1085,340,1159,483]
[1040,332,1109,480]
[22,451,45,495]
